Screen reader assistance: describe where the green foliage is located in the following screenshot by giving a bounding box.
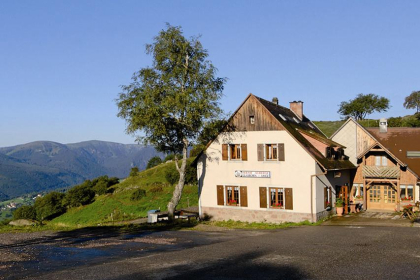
[116,25,225,217]
[130,167,139,177]
[312,121,345,137]
[150,185,164,193]
[116,24,226,154]
[130,189,147,201]
[63,182,95,208]
[34,192,66,221]
[335,198,344,207]
[338,93,390,120]
[165,162,197,185]
[13,205,36,220]
[146,156,162,169]
[91,176,119,195]
[164,154,180,162]
[165,164,179,185]
[197,119,228,146]
[403,91,420,113]
[189,144,205,158]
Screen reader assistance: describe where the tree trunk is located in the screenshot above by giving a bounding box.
[167,138,188,221]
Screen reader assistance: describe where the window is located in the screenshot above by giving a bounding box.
[407,151,420,158]
[400,185,414,201]
[226,186,240,206]
[375,156,387,166]
[222,144,247,161]
[259,187,293,210]
[230,144,241,160]
[270,188,284,208]
[324,187,332,208]
[216,185,248,207]
[258,143,285,161]
[265,144,278,160]
[249,115,255,124]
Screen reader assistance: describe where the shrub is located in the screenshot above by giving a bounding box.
[13,205,36,220]
[92,180,108,195]
[146,156,163,169]
[34,192,66,221]
[130,189,146,201]
[130,167,139,177]
[189,144,205,158]
[63,184,95,208]
[165,163,197,185]
[150,186,164,193]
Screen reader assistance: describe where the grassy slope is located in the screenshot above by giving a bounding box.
[313,119,383,138]
[51,159,198,227]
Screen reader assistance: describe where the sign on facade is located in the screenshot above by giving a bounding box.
[234,170,271,178]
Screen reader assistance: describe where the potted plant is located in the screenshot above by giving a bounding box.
[335,198,344,216]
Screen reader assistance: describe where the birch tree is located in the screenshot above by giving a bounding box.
[116,24,225,220]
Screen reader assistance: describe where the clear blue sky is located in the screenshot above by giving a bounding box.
[1,1,419,147]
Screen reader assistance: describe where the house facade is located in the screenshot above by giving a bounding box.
[197,94,355,223]
[331,118,420,211]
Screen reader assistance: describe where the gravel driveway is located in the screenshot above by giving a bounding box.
[1,225,420,279]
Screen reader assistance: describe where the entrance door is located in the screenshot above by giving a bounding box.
[367,185,396,210]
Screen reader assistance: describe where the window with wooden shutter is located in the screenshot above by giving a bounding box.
[257,144,264,161]
[240,186,248,207]
[285,188,293,210]
[217,185,224,205]
[241,144,247,161]
[222,144,228,160]
[278,143,285,161]
[259,187,267,208]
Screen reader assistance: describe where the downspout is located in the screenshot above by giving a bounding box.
[310,168,327,223]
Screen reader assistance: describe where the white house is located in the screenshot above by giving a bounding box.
[196,94,355,223]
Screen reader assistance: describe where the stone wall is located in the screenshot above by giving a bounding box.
[202,206,330,223]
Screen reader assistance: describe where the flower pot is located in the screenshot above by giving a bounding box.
[336,207,344,216]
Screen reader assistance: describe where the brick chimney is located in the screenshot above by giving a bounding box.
[289,101,303,120]
[272,97,278,105]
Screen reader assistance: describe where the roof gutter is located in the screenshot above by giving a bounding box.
[310,167,327,223]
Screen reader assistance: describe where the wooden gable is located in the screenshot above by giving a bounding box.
[229,95,285,131]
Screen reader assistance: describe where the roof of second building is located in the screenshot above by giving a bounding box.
[366,127,420,177]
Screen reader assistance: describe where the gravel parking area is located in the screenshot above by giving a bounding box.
[2,224,420,280]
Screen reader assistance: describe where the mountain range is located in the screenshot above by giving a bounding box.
[0,140,161,201]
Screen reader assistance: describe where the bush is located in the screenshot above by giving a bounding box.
[189,144,205,158]
[34,192,66,221]
[13,205,36,220]
[92,180,108,195]
[63,183,95,208]
[150,186,164,193]
[147,156,162,169]
[165,163,197,185]
[130,167,139,177]
[130,189,146,201]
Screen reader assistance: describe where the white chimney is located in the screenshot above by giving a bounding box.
[379,118,387,133]
[290,101,304,120]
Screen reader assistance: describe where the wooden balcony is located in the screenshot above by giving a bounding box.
[362,166,400,179]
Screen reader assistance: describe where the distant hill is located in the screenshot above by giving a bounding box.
[0,140,161,200]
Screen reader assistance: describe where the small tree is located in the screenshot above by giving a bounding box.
[34,192,66,221]
[338,93,390,120]
[63,182,95,208]
[403,91,420,113]
[146,156,163,169]
[13,205,36,220]
[129,167,139,177]
[117,24,225,220]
